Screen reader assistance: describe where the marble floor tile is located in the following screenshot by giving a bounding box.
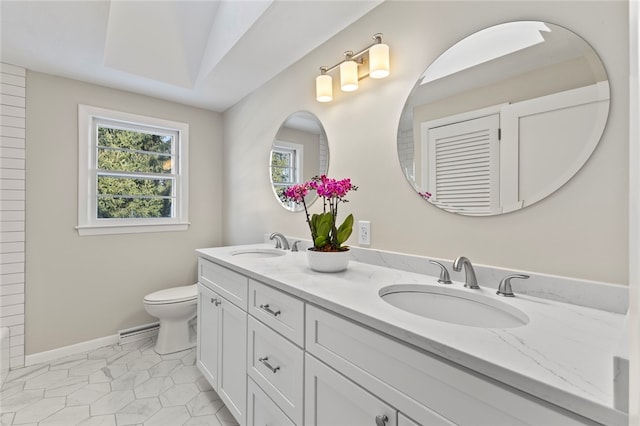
[90,390,135,415]
[76,415,116,426]
[114,397,162,425]
[110,370,150,391]
[159,383,200,407]
[0,339,239,426]
[149,359,182,378]
[12,396,66,424]
[38,406,90,426]
[133,377,174,399]
[186,391,224,416]
[22,371,68,391]
[66,383,111,406]
[144,406,191,426]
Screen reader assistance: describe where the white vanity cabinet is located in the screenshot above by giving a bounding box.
[195,249,611,426]
[305,353,398,426]
[305,305,592,426]
[197,259,248,426]
[246,280,305,425]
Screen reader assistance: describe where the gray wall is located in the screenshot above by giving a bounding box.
[26,72,222,354]
[222,1,629,285]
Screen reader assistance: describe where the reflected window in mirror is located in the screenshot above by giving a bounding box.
[271,141,304,210]
[397,21,610,216]
[270,111,329,211]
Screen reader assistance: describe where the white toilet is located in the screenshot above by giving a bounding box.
[143,284,198,355]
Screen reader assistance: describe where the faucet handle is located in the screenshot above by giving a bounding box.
[291,241,301,252]
[429,260,452,284]
[496,274,530,297]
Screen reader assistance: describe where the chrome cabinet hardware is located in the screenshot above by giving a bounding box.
[258,356,280,373]
[375,414,388,426]
[497,274,530,297]
[429,260,452,284]
[259,304,281,317]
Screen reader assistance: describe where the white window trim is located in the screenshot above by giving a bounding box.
[77,105,190,236]
[273,140,304,182]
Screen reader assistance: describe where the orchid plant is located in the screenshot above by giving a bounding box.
[281,175,358,252]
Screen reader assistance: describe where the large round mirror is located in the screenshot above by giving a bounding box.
[270,111,329,211]
[397,21,609,216]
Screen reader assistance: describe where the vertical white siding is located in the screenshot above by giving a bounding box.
[0,62,25,369]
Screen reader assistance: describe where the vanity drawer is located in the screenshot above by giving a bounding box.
[249,279,304,346]
[247,377,296,426]
[248,316,304,425]
[198,258,248,310]
[306,305,586,426]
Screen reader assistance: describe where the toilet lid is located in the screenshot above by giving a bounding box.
[144,284,197,304]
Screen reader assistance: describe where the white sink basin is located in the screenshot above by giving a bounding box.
[230,248,286,258]
[379,284,529,328]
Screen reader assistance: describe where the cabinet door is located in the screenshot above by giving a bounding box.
[305,354,397,426]
[398,413,420,426]
[218,296,248,426]
[247,377,296,426]
[197,284,219,389]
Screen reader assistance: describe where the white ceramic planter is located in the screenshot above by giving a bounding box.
[307,248,350,273]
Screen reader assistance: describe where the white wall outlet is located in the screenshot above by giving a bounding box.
[358,220,371,245]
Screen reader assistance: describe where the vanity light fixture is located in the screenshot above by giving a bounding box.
[315,33,390,102]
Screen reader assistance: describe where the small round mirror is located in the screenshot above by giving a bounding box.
[270,111,329,211]
[397,21,609,215]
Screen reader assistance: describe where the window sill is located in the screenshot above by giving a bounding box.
[76,222,190,236]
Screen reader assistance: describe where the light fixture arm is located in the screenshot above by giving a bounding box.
[319,34,385,75]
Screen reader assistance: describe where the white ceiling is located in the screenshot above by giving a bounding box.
[0,0,382,112]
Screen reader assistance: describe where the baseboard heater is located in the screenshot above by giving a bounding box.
[118,322,160,345]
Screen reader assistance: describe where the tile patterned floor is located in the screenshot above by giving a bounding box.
[0,338,239,426]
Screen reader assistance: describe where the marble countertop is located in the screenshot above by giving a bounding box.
[196,244,627,425]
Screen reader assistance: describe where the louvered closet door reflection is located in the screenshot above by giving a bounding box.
[427,114,500,215]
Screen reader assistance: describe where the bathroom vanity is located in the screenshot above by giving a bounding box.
[195,244,627,426]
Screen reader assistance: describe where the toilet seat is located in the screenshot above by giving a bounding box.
[144,284,197,305]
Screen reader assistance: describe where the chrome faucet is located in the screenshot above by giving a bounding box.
[452,256,479,289]
[269,232,290,250]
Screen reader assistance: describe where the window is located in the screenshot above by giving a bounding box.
[78,105,189,235]
[270,141,303,208]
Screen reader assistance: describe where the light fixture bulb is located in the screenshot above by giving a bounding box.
[369,42,390,79]
[316,73,333,102]
[340,59,358,92]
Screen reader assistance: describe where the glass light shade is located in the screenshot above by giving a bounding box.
[316,74,333,102]
[369,43,390,79]
[340,60,358,92]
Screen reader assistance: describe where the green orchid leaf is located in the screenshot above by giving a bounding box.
[336,213,354,245]
[314,236,327,247]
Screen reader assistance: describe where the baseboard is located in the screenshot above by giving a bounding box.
[118,322,159,345]
[25,334,119,367]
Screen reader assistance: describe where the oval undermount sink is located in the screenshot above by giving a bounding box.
[230,248,286,258]
[379,284,529,328]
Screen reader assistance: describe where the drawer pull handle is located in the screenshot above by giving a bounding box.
[211,298,221,306]
[375,415,388,426]
[258,356,280,373]
[259,304,281,317]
